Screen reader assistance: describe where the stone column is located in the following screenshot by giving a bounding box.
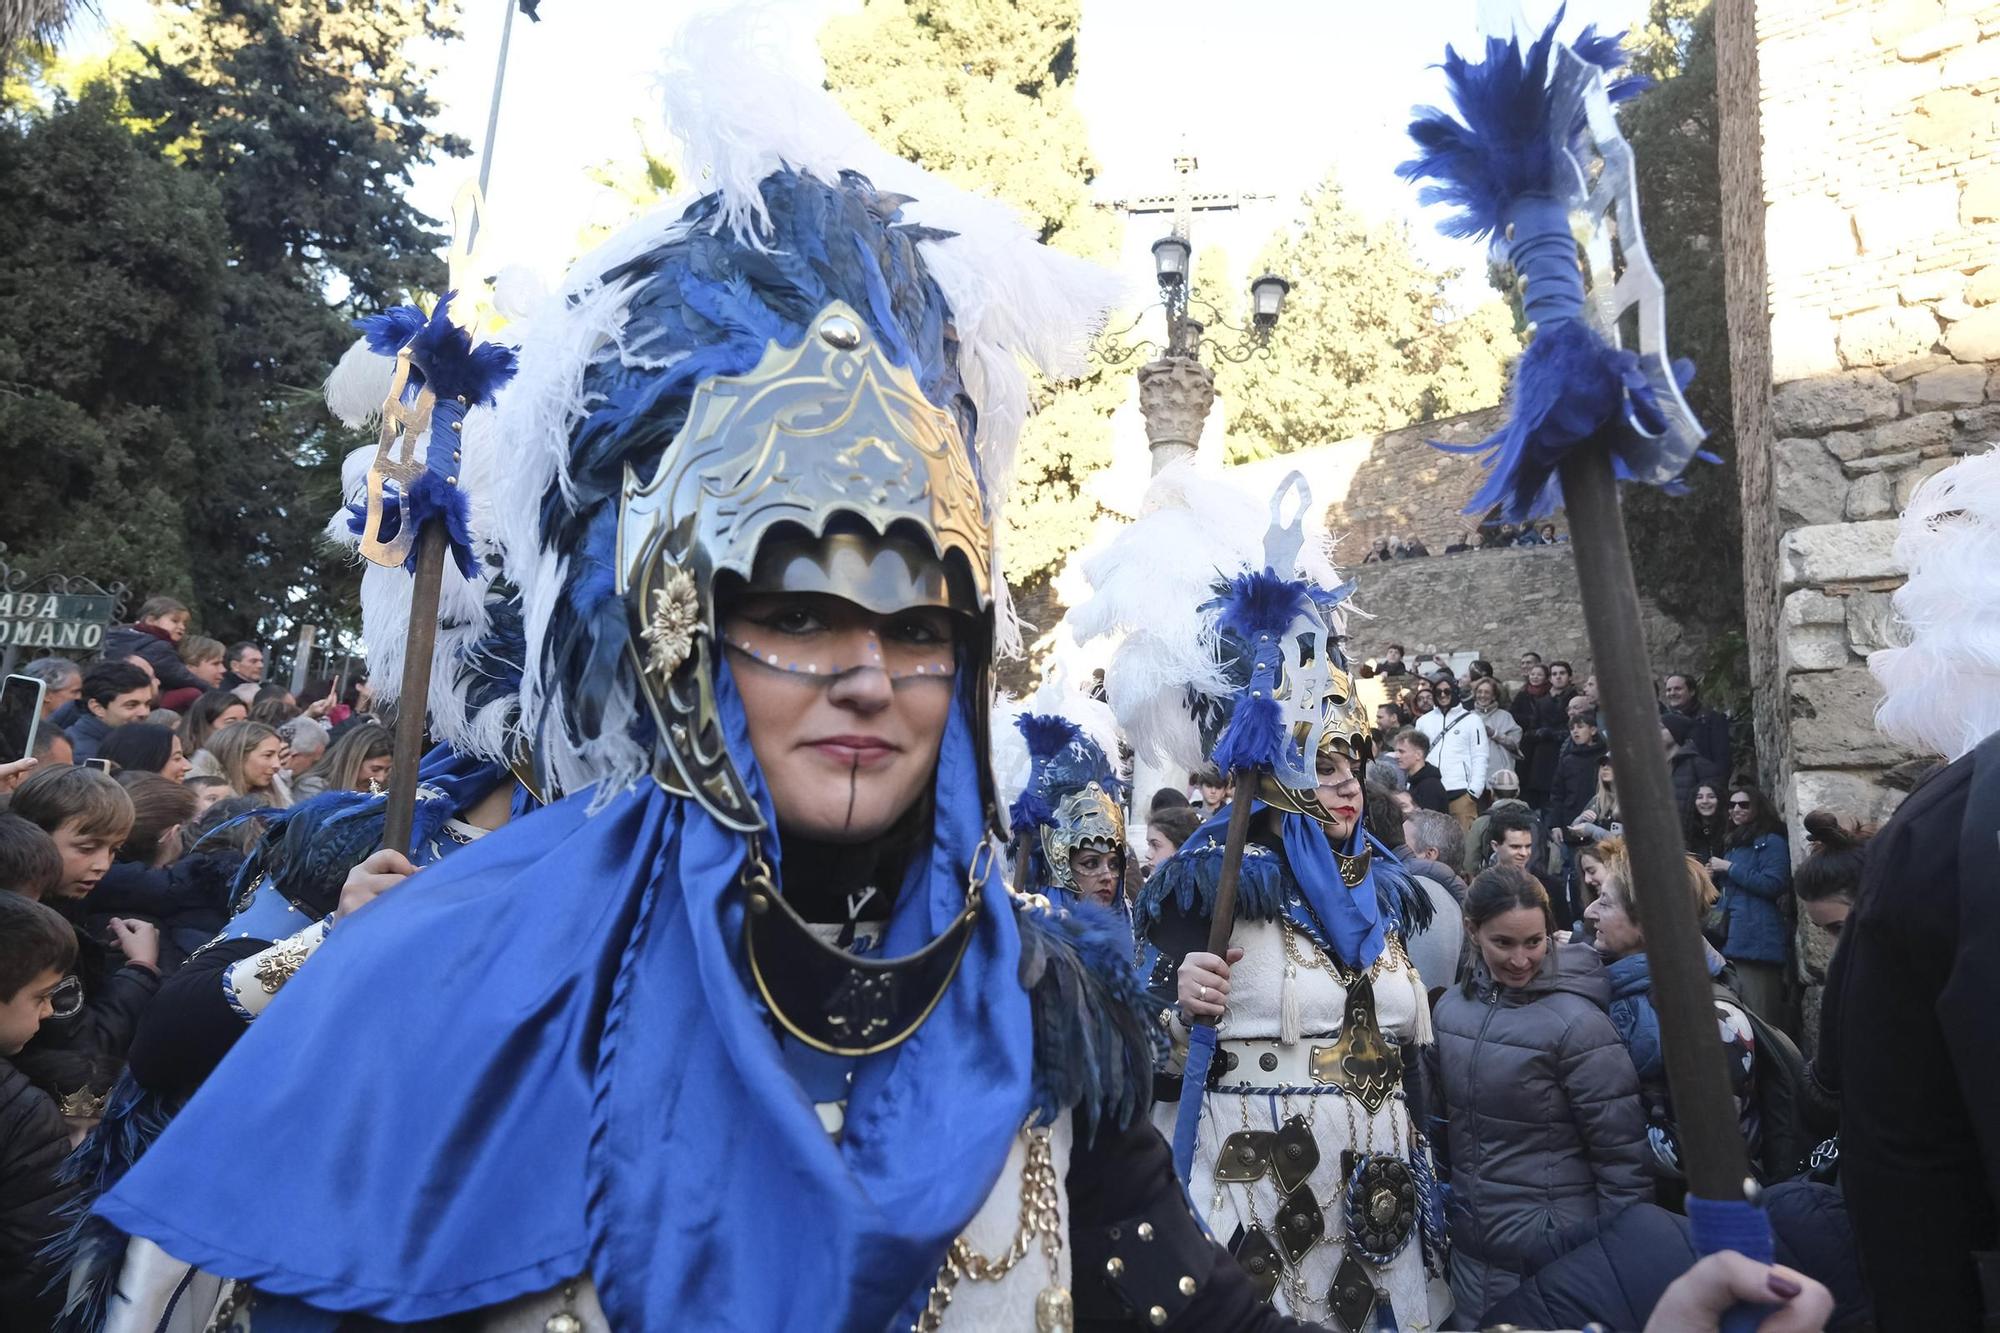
[1136,354,1216,473]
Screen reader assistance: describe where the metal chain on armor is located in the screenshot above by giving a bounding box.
[915,1125,1070,1332]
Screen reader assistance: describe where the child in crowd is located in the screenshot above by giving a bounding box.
[6,767,159,1116]
[184,774,231,819]
[0,892,83,1330]
[0,813,64,902]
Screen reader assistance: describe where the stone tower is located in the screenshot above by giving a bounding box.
[1717,0,2000,833]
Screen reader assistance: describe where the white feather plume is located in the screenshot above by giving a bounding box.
[1066,460,1345,774]
[1871,444,2000,762]
[324,337,399,430]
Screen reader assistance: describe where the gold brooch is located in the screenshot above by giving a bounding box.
[642,565,701,679]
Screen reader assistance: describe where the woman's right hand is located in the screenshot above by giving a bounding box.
[1643,1252,1832,1332]
[333,848,416,923]
[1178,947,1243,1020]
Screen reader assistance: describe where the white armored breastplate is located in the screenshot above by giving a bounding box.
[1220,919,1421,1043]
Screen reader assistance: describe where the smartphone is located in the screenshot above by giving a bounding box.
[0,674,45,764]
[85,756,114,774]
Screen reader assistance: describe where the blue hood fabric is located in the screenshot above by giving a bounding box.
[97,664,1038,1331]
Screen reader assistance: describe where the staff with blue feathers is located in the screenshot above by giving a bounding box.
[1169,567,1323,1184]
[1400,16,1772,1329]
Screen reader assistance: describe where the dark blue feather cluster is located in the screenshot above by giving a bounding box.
[405,293,518,407]
[1008,711,1123,888]
[541,170,976,762]
[46,1075,184,1332]
[220,789,461,920]
[1134,839,1287,935]
[1207,569,1317,776]
[1017,901,1164,1141]
[1397,10,1643,242]
[356,304,427,358]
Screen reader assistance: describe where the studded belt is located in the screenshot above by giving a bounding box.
[1217,1038,1402,1095]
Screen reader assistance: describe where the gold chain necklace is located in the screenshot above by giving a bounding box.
[915,1126,1070,1332]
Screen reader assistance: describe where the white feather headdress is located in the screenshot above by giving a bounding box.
[1065,461,1345,775]
[1871,444,2000,762]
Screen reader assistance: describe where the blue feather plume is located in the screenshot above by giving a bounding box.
[1397,10,1643,242]
[46,1075,184,1332]
[1207,570,1316,775]
[1135,839,1287,935]
[356,304,428,358]
[405,293,518,407]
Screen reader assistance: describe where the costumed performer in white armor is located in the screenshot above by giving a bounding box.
[1070,464,1451,1332]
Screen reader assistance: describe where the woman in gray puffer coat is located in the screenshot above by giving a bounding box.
[1425,865,1651,1323]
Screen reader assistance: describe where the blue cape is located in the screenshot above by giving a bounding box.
[97,665,1035,1330]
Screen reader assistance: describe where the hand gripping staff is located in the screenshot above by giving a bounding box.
[1400,17,1770,1329]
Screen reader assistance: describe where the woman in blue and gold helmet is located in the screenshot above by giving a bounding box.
[91,16,1324,1333]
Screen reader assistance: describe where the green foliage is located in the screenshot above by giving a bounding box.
[1626,0,1711,83]
[1215,171,1518,462]
[821,0,1125,587]
[0,87,225,613]
[1616,6,1742,632]
[575,120,678,259]
[0,0,466,654]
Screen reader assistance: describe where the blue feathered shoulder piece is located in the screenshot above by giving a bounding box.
[220,787,465,920]
[1398,12,1708,521]
[1017,901,1165,1141]
[1135,837,1288,935]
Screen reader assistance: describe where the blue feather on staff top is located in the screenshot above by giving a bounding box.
[1207,569,1316,776]
[1399,11,1707,522]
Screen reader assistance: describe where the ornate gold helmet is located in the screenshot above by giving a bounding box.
[1038,782,1125,892]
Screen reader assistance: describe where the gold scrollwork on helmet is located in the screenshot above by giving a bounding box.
[1037,781,1124,890]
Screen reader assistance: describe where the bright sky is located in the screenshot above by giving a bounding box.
[74,0,1648,298]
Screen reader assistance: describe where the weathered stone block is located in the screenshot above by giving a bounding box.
[1874,0,1944,45]
[1765,200,1857,283]
[1943,35,2000,85]
[1846,470,1899,518]
[1944,306,2000,361]
[1837,305,1941,366]
[1783,589,1847,627]
[1773,370,1902,435]
[1782,521,1904,586]
[1789,769,1907,840]
[1911,362,1993,408]
[1898,13,1979,56]
[1769,308,1842,382]
[1784,622,1852,672]
[1906,89,1999,150]
[1963,169,2000,224]
[1970,266,2000,306]
[1775,438,1851,525]
[1824,411,1959,461]
[1898,271,1964,306]
[1790,666,1921,767]
[1846,449,1922,474]
[1847,590,1910,653]
[1885,353,1957,382]
[1853,184,1961,253]
[1959,403,2000,435]
[1899,455,1960,506]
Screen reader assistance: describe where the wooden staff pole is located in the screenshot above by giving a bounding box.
[1558,446,1753,1202]
[380,524,445,856]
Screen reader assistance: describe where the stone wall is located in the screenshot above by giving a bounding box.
[1344,544,1717,680]
[1719,0,2000,841]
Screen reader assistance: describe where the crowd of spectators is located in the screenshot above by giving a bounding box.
[1361,520,1569,563]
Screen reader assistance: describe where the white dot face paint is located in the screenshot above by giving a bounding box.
[720,595,956,685]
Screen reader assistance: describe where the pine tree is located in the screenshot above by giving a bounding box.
[0,86,228,607]
[820,0,1126,587]
[1215,171,1517,462]
[111,0,469,643]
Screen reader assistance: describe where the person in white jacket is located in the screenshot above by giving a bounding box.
[1416,676,1491,829]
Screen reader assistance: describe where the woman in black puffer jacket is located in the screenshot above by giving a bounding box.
[1425,865,1651,1319]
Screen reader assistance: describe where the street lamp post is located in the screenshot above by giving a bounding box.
[1097,153,1290,474]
